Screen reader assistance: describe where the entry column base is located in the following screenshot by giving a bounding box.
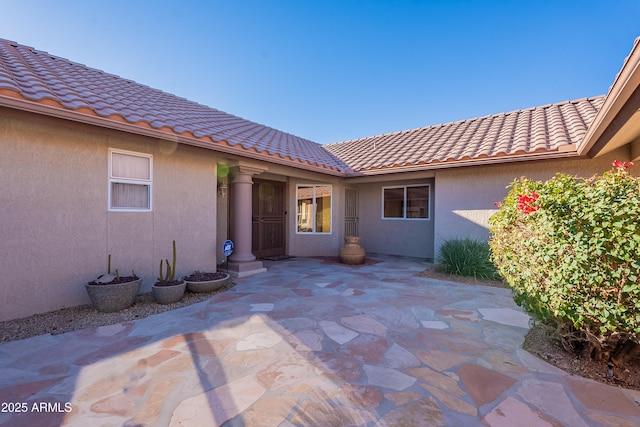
[227,260,267,278]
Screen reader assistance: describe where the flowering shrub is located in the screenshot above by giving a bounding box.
[489,161,639,362]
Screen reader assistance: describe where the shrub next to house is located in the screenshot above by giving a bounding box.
[436,238,500,281]
[489,161,640,363]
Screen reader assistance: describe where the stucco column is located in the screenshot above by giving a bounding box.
[228,164,267,277]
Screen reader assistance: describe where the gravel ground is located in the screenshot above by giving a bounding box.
[0,281,235,343]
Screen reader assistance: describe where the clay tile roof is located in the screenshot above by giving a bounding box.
[0,39,349,174]
[324,96,605,173]
[0,38,610,176]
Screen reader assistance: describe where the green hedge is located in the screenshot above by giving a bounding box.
[489,161,639,360]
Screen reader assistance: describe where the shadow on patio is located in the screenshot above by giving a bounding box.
[1,255,639,426]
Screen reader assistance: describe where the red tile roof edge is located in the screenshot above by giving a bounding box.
[0,39,351,176]
[325,96,605,174]
[342,149,584,176]
[325,97,603,147]
[0,38,616,177]
[0,92,348,176]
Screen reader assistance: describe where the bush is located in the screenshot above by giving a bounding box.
[436,238,500,280]
[489,161,640,362]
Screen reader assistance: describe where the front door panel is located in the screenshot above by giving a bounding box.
[252,180,286,258]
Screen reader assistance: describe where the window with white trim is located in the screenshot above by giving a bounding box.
[382,185,429,219]
[109,149,152,211]
[296,184,331,233]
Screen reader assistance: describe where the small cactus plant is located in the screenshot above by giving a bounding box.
[152,240,185,303]
[94,254,138,284]
[158,240,177,282]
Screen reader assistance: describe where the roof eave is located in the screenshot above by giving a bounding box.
[0,95,348,177]
[343,148,583,177]
[578,37,640,159]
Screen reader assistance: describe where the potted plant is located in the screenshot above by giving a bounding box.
[152,240,186,304]
[85,254,142,312]
[184,270,230,293]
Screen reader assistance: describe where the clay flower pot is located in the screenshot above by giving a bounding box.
[339,236,366,265]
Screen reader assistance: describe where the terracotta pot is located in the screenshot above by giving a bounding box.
[185,273,230,293]
[152,281,186,304]
[339,236,365,265]
[85,278,142,312]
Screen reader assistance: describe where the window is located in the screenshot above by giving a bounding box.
[297,184,331,233]
[382,185,429,219]
[109,149,152,211]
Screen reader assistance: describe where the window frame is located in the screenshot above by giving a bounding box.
[295,184,332,234]
[381,184,430,220]
[108,148,153,212]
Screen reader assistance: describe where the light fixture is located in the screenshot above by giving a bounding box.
[217,178,227,198]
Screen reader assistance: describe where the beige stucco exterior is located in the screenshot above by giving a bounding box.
[431,147,636,257]
[2,98,638,322]
[2,107,636,323]
[0,110,219,321]
[349,178,435,259]
[2,37,638,322]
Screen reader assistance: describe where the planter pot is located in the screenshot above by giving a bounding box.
[152,281,186,304]
[339,236,366,265]
[185,273,230,293]
[85,278,142,313]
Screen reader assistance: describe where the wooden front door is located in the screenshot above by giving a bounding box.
[252,179,286,258]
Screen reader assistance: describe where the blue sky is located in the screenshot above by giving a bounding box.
[2,1,639,144]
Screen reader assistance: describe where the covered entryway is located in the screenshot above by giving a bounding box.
[252,179,286,258]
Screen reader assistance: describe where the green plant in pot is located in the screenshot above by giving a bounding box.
[152,240,186,304]
[85,254,142,312]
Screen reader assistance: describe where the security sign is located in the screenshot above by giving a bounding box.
[223,240,234,256]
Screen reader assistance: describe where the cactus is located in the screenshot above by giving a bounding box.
[171,240,176,280]
[158,240,177,282]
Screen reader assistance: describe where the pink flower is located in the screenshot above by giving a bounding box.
[517,191,540,215]
[612,160,634,170]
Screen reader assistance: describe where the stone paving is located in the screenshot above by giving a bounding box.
[1,255,640,426]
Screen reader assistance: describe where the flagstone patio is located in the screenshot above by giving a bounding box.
[1,255,639,426]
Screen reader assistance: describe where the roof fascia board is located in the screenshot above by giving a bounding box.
[343,170,435,184]
[631,138,640,161]
[0,95,345,177]
[344,150,584,178]
[581,86,640,158]
[578,38,640,157]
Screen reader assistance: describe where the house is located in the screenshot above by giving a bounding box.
[1,37,638,322]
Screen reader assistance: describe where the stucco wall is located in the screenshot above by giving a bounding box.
[0,112,218,321]
[356,178,435,259]
[432,148,635,258]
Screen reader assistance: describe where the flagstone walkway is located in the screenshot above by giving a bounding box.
[1,255,639,426]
